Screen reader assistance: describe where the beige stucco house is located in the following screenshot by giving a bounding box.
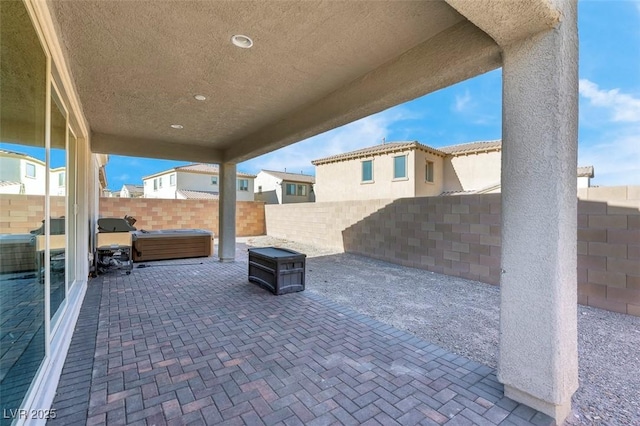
[2,0,581,422]
[312,140,594,202]
[142,163,255,201]
[119,184,143,198]
[254,170,315,204]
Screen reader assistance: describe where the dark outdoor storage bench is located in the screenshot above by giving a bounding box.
[248,247,306,295]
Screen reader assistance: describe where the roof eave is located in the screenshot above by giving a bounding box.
[445,146,502,157]
[313,142,446,166]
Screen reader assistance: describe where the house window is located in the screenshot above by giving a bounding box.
[425,161,434,183]
[393,155,407,179]
[158,177,163,189]
[25,162,36,178]
[285,183,296,196]
[297,185,307,196]
[58,172,65,187]
[362,160,373,182]
[258,186,262,194]
[211,176,218,185]
[170,174,176,186]
[153,178,158,191]
[238,179,249,191]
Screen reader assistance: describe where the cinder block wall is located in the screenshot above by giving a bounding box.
[577,186,640,316]
[0,195,265,237]
[0,195,66,233]
[265,187,640,316]
[342,195,502,284]
[264,199,394,251]
[99,198,265,237]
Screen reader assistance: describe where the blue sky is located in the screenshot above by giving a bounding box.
[101,1,638,189]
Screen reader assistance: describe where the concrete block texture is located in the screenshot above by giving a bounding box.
[264,185,639,321]
[97,197,265,237]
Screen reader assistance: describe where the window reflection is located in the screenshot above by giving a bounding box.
[0,0,48,421]
[50,93,67,321]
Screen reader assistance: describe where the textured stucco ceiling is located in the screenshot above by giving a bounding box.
[46,0,505,163]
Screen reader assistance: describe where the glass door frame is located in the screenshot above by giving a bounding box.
[49,79,70,336]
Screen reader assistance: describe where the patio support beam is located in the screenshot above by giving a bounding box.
[223,20,500,163]
[91,132,223,164]
[499,0,578,423]
[218,162,236,262]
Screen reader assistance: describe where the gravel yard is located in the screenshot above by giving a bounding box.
[246,236,640,425]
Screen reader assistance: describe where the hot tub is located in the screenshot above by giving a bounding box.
[132,229,213,262]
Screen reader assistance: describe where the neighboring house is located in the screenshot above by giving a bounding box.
[3,1,585,423]
[120,184,144,198]
[142,163,256,201]
[254,170,316,204]
[312,140,594,202]
[0,149,47,195]
[102,189,120,198]
[50,167,66,196]
[0,149,70,196]
[175,190,220,200]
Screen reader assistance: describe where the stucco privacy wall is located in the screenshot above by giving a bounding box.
[265,187,640,317]
[0,195,265,237]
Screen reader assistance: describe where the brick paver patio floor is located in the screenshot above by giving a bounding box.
[48,249,553,425]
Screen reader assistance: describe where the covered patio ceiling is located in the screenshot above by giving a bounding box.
[45,0,558,165]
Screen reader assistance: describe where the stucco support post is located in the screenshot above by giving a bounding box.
[499,1,578,423]
[218,162,236,262]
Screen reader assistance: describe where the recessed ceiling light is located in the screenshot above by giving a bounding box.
[170,124,184,129]
[231,34,253,49]
[194,95,207,101]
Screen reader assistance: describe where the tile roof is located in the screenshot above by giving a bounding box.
[438,140,502,155]
[122,184,143,194]
[439,189,477,196]
[260,170,315,184]
[0,149,27,157]
[176,163,219,173]
[577,166,594,178]
[176,190,220,200]
[0,149,45,165]
[176,163,256,178]
[440,182,502,196]
[311,141,446,165]
[143,163,255,180]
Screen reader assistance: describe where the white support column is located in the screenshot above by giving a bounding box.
[218,162,236,262]
[499,1,578,423]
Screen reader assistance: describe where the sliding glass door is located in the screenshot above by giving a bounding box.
[0,1,48,421]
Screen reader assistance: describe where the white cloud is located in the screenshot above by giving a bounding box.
[453,90,472,113]
[579,131,640,186]
[578,79,640,185]
[240,107,412,175]
[579,79,640,122]
[116,173,130,182]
